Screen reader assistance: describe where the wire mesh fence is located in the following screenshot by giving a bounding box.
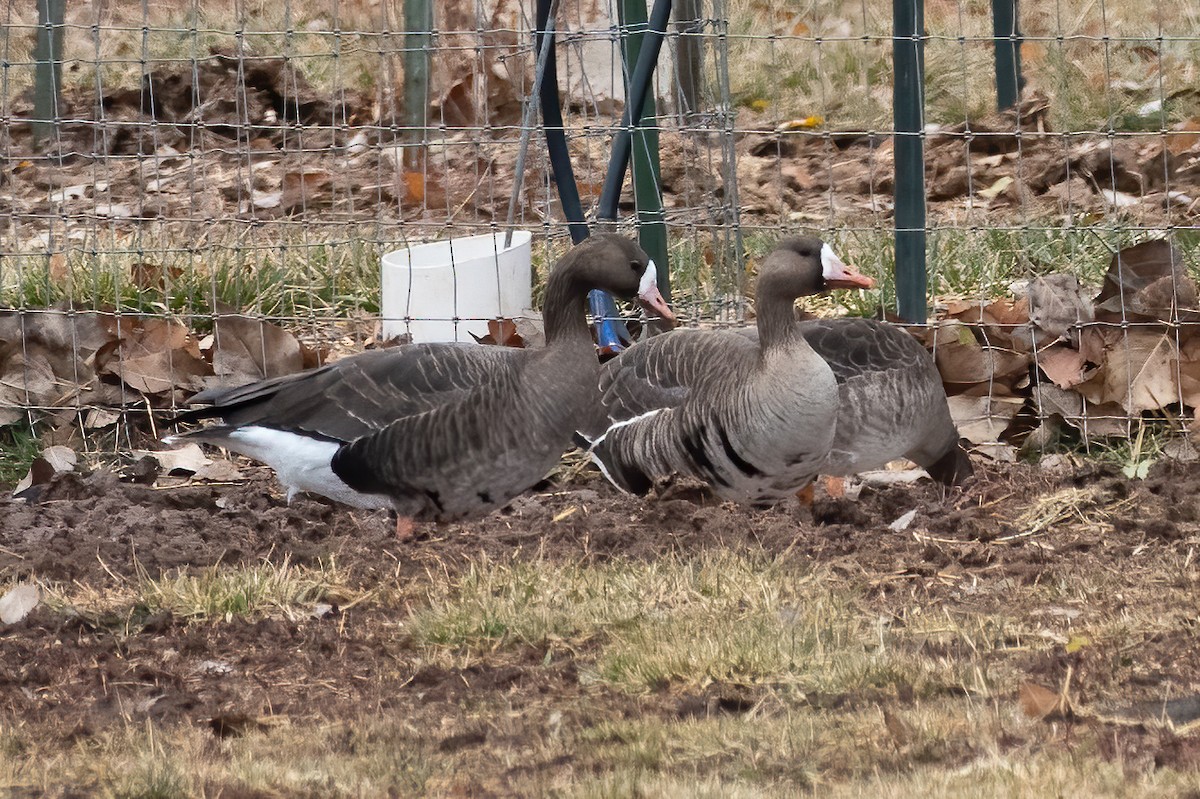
[2,0,1200,470]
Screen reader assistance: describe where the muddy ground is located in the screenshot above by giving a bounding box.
[2,457,1200,794]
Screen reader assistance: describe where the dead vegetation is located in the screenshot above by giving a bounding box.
[3,461,1200,796]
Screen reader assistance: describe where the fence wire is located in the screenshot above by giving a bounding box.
[1,0,1199,464]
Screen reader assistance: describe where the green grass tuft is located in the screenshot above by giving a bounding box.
[0,424,41,487]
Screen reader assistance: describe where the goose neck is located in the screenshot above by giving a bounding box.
[756,296,804,351]
[541,269,594,348]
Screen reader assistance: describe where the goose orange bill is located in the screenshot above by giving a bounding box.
[637,260,678,327]
[820,244,875,290]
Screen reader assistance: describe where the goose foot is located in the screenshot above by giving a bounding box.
[394,515,416,540]
[795,482,815,506]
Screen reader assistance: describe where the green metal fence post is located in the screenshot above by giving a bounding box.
[892,0,927,324]
[617,0,671,309]
[992,0,1023,110]
[673,0,703,124]
[403,0,432,168]
[33,0,65,148]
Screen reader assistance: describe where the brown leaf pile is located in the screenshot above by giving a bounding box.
[3,48,532,236]
[927,239,1200,453]
[0,311,311,441]
[737,93,1200,225]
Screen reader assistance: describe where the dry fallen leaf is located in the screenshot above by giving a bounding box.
[932,322,1031,386]
[1077,399,1131,440]
[211,315,303,384]
[131,261,185,290]
[1026,273,1094,344]
[194,457,245,482]
[1095,240,1197,322]
[471,318,525,348]
[83,407,122,429]
[1178,336,1200,409]
[13,445,77,497]
[48,252,69,285]
[1075,328,1179,413]
[978,175,1014,200]
[1166,117,1200,157]
[281,169,333,212]
[145,443,211,475]
[1019,681,1070,721]
[1037,344,1087,389]
[947,297,1034,351]
[0,350,60,425]
[1019,681,1060,719]
[946,393,1024,444]
[0,584,40,624]
[402,171,425,204]
[99,318,210,395]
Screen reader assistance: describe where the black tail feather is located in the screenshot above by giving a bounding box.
[924,442,973,487]
[588,435,654,496]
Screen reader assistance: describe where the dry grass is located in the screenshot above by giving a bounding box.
[10,555,360,629]
[408,550,977,694]
[5,540,1200,796]
[726,0,1200,130]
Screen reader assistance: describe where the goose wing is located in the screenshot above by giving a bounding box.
[796,318,966,478]
[597,329,759,424]
[173,343,522,443]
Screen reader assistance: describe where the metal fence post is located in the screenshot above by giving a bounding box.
[403,0,432,167]
[614,0,671,308]
[33,0,65,148]
[893,0,926,323]
[673,0,703,124]
[992,0,1023,110]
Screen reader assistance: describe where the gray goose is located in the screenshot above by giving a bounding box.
[164,234,675,532]
[595,238,971,489]
[581,237,875,505]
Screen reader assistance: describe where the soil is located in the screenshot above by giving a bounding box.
[3,457,1200,793]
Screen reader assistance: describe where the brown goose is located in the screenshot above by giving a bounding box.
[164,234,674,530]
[581,237,875,505]
[595,239,971,489]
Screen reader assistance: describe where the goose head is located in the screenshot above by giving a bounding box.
[566,234,676,325]
[755,238,874,345]
[758,237,876,299]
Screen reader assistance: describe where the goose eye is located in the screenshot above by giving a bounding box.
[630,260,642,272]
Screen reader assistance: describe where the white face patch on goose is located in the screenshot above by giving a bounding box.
[820,243,846,280]
[638,260,658,296]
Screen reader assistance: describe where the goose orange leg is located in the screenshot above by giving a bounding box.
[796,477,845,506]
[395,515,416,541]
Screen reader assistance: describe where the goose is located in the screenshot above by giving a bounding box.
[593,238,972,493]
[163,233,675,534]
[580,236,875,505]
